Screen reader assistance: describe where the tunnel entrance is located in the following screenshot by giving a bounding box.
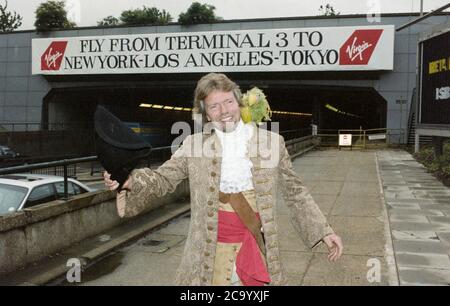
[43,82,386,154]
[267,85,388,131]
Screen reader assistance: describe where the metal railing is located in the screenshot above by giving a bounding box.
[0,145,179,201]
[0,123,311,136]
[0,122,92,132]
[280,127,312,141]
[316,128,407,149]
[0,127,313,202]
[0,156,96,201]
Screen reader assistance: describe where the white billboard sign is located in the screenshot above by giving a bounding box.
[32,25,394,75]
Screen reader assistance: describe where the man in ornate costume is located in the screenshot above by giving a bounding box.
[104,73,343,285]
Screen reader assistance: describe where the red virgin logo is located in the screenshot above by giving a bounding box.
[41,41,68,70]
[339,29,383,65]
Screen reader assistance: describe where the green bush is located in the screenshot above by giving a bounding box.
[34,1,75,32]
[178,2,221,25]
[97,16,119,27]
[120,6,172,26]
[413,140,450,186]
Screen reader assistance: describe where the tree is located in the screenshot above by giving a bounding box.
[34,1,76,32]
[178,2,221,25]
[98,16,120,27]
[158,9,172,25]
[318,4,340,16]
[120,6,172,26]
[0,0,22,32]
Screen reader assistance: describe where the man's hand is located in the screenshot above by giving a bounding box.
[103,171,132,191]
[323,234,343,262]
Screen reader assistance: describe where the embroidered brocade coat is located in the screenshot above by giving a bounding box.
[116,124,334,285]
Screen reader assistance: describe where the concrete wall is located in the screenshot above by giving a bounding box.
[0,179,189,275]
[0,14,449,141]
[0,31,48,131]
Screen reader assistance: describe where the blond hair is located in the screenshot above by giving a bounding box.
[192,73,243,126]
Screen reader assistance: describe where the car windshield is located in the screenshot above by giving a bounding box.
[0,183,28,215]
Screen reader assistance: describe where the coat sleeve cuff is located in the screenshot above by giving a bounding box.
[116,189,127,218]
[115,169,147,218]
[309,225,335,249]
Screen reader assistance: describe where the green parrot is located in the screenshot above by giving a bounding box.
[240,87,272,124]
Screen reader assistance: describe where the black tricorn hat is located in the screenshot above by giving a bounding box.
[94,105,152,190]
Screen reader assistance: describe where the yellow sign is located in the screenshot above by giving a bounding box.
[429,57,449,74]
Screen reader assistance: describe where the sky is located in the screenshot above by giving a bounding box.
[5,0,450,31]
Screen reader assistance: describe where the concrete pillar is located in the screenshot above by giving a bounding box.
[414,132,420,153]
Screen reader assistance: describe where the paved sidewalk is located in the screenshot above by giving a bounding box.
[377,150,450,285]
[76,148,396,286]
[284,149,395,285]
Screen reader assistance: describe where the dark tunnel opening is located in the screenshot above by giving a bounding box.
[43,83,386,152]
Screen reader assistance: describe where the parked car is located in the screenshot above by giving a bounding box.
[0,145,19,159]
[0,174,96,215]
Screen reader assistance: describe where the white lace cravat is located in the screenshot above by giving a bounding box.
[215,120,254,193]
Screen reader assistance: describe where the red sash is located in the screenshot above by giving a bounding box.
[217,210,271,286]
